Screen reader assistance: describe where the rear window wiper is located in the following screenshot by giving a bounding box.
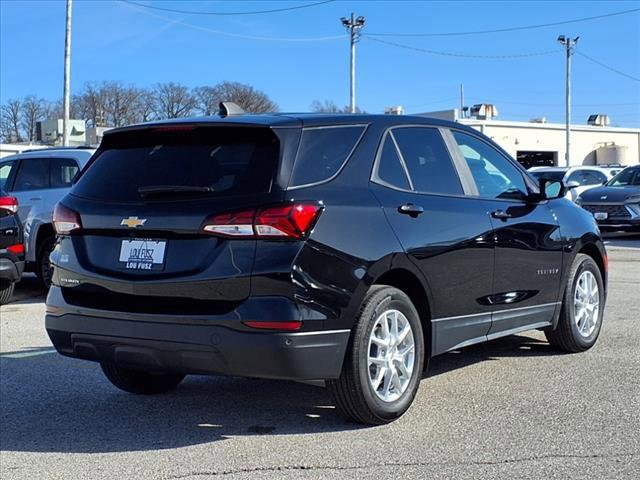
[137,185,213,198]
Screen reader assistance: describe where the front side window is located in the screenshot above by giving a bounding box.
[50,158,79,188]
[0,161,15,191]
[289,126,365,188]
[452,131,527,200]
[391,127,463,195]
[567,170,606,186]
[13,158,50,191]
[607,167,640,186]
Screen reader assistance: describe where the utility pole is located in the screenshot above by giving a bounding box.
[459,83,464,119]
[62,0,73,146]
[341,13,365,113]
[557,35,579,166]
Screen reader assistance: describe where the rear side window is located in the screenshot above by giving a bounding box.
[72,127,280,202]
[50,158,79,188]
[13,158,50,191]
[0,161,15,191]
[376,134,411,190]
[392,127,463,195]
[289,126,365,188]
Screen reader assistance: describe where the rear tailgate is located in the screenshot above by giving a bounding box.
[55,124,288,309]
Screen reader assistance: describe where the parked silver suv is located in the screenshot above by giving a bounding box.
[0,147,94,286]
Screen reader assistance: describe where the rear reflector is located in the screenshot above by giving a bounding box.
[0,196,18,214]
[243,321,303,331]
[7,243,24,254]
[203,203,322,239]
[53,203,82,235]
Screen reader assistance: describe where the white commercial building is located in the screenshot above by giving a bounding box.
[419,107,640,169]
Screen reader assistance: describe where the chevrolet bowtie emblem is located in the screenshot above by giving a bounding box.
[120,216,147,228]
[600,195,608,200]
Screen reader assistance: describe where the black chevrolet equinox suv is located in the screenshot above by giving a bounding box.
[46,111,607,425]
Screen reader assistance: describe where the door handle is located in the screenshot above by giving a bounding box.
[491,209,511,220]
[398,203,424,217]
[29,196,42,201]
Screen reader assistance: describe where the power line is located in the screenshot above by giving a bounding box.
[121,0,336,16]
[120,1,345,42]
[576,51,640,82]
[367,8,640,37]
[363,35,560,59]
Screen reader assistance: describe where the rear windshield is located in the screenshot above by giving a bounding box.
[72,126,279,202]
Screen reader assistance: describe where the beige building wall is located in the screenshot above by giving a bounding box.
[461,119,640,166]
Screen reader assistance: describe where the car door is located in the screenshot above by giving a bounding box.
[449,130,564,338]
[370,126,495,355]
[10,157,51,221]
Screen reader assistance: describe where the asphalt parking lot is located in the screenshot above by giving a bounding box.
[1,234,639,480]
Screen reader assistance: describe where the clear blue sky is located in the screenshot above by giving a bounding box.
[1,0,639,126]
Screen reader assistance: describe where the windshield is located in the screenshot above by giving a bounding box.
[529,171,565,183]
[606,167,640,187]
[72,126,280,202]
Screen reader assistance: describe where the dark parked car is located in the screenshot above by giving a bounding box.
[577,164,640,232]
[0,191,24,304]
[45,112,607,424]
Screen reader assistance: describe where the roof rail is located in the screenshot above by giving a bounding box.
[218,102,245,117]
[21,145,95,154]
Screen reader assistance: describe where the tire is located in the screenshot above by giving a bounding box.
[100,363,185,395]
[545,254,605,353]
[327,285,425,425]
[36,236,56,289]
[0,280,15,305]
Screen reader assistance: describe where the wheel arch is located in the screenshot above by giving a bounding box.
[373,267,433,361]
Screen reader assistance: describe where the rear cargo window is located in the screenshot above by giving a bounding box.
[289,125,365,188]
[72,127,279,202]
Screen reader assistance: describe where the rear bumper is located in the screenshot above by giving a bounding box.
[45,312,350,381]
[0,256,24,282]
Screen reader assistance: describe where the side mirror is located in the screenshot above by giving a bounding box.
[538,179,565,200]
[566,180,580,189]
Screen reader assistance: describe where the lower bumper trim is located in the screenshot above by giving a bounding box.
[46,314,350,381]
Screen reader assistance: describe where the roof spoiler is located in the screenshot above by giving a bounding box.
[218,102,245,117]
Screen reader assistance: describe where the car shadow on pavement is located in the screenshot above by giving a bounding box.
[0,333,557,454]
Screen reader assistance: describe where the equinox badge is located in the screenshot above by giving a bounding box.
[121,216,147,228]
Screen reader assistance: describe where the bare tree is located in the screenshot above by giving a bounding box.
[21,95,48,141]
[133,88,156,123]
[193,86,219,116]
[310,99,341,113]
[152,82,197,119]
[75,82,109,127]
[211,81,277,113]
[310,99,364,113]
[102,81,141,127]
[1,99,23,142]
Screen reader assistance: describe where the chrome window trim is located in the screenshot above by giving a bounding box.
[287,124,368,191]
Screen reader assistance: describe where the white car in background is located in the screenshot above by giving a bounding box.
[528,165,622,202]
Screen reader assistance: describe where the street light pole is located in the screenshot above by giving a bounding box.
[341,13,365,113]
[62,0,73,147]
[557,35,579,167]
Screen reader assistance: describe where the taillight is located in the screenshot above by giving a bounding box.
[0,196,18,214]
[53,203,82,235]
[202,203,322,240]
[7,244,24,254]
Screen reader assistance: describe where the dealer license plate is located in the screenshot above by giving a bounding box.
[119,239,167,271]
[594,212,608,221]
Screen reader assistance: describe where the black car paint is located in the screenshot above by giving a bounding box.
[45,114,607,381]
